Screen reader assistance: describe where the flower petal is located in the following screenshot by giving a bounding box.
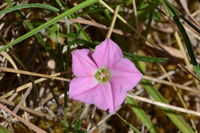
[72,49,97,77]
[103,82,115,113]
[70,82,115,113]
[93,39,123,68]
[110,81,127,110]
[110,58,142,91]
[69,77,98,98]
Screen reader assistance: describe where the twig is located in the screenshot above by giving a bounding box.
[127,94,200,117]
[143,75,200,93]
[13,87,32,114]
[59,18,190,60]
[0,103,47,133]
[88,114,112,132]
[0,99,53,121]
[0,66,70,82]
[106,5,120,38]
[0,51,20,77]
[174,32,190,66]
[0,73,61,99]
[159,65,198,132]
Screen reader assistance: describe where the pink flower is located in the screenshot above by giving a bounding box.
[69,39,142,113]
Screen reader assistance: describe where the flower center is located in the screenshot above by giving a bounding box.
[95,68,111,83]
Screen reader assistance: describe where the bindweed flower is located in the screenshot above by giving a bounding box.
[69,39,142,113]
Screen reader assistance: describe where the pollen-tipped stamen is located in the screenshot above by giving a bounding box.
[95,68,111,83]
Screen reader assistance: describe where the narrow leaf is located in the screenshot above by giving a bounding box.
[0,126,11,133]
[0,3,59,15]
[124,52,168,63]
[142,80,195,133]
[0,0,99,52]
[126,97,159,133]
[162,0,200,78]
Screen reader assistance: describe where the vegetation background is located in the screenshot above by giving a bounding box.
[0,0,200,133]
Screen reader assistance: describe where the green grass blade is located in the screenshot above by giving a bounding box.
[142,80,195,133]
[55,0,92,42]
[124,52,168,63]
[143,10,154,37]
[0,3,59,15]
[162,0,200,78]
[194,65,200,78]
[126,97,159,133]
[116,113,141,133]
[0,0,99,52]
[0,126,12,133]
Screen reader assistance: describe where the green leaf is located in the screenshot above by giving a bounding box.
[142,80,195,133]
[162,0,200,78]
[137,1,159,22]
[116,113,141,133]
[0,0,99,52]
[126,97,159,133]
[73,39,96,47]
[143,10,154,37]
[0,126,11,133]
[0,3,59,15]
[124,52,168,63]
[153,11,161,21]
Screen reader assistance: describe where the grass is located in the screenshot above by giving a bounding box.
[0,0,199,132]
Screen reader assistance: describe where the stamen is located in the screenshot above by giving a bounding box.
[95,68,111,83]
